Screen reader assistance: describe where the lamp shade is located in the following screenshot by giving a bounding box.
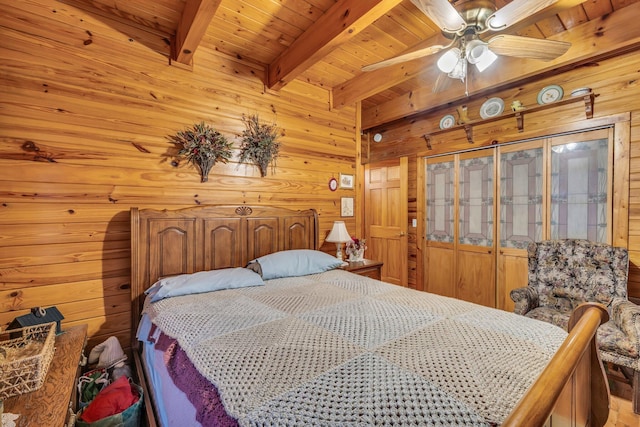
[437,48,460,73]
[326,221,351,243]
[465,39,488,64]
[473,48,497,72]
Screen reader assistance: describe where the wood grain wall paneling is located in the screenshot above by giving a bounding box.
[0,0,357,347]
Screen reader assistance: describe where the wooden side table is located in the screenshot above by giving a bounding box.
[340,259,383,280]
[4,324,88,427]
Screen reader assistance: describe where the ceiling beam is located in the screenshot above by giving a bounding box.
[267,0,403,91]
[333,0,589,108]
[361,1,640,129]
[172,0,222,65]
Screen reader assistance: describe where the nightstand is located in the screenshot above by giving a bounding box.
[4,324,88,427]
[340,259,383,280]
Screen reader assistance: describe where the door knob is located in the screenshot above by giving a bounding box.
[399,231,406,236]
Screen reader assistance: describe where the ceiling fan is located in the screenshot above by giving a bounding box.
[362,0,573,84]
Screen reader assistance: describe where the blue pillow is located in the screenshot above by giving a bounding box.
[253,249,343,280]
[147,267,264,302]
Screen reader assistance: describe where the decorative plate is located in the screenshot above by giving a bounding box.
[439,114,456,129]
[479,97,504,119]
[537,85,564,104]
[571,87,591,97]
[328,177,338,191]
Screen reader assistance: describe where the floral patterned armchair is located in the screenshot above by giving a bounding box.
[510,239,640,413]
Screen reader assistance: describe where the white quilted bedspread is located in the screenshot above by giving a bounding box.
[143,269,567,426]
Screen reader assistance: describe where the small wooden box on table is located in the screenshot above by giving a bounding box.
[340,259,383,280]
[4,324,88,427]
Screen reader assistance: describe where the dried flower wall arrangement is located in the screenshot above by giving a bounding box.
[170,122,233,182]
[238,114,280,177]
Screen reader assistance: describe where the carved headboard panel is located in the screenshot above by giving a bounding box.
[130,205,318,339]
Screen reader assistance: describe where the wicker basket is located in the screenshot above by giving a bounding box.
[0,322,56,400]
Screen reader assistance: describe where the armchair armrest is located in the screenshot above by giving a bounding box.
[610,297,640,347]
[510,287,539,315]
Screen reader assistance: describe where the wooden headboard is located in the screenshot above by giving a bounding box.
[130,205,318,338]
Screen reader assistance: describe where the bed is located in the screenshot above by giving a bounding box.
[131,205,611,427]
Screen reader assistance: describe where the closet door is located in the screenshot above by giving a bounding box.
[425,155,456,298]
[422,127,618,309]
[495,127,613,310]
[549,128,613,243]
[457,149,496,307]
[496,141,546,311]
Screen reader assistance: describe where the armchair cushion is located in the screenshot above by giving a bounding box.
[585,267,617,305]
[524,307,570,331]
[551,267,617,306]
[597,321,638,359]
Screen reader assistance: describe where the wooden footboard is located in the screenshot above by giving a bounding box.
[503,302,610,427]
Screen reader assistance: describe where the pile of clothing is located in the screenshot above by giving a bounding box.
[76,337,143,427]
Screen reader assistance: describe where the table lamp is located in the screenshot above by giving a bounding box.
[326,221,352,260]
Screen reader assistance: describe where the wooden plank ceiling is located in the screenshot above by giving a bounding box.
[66,0,640,130]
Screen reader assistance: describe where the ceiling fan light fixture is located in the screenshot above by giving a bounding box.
[437,47,461,73]
[465,40,487,64]
[464,39,497,72]
[448,57,467,81]
[474,48,497,72]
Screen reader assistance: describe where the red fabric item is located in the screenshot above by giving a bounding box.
[80,376,139,422]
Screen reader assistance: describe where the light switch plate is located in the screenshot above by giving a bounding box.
[412,218,417,227]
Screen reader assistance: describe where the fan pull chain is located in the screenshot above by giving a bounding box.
[465,72,469,97]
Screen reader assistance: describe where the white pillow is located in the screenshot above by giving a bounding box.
[252,249,343,280]
[147,267,264,302]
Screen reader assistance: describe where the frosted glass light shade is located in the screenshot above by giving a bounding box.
[447,58,467,81]
[465,40,488,64]
[474,49,497,72]
[437,48,461,73]
[464,39,498,72]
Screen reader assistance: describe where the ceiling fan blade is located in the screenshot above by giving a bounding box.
[362,45,446,72]
[410,0,466,33]
[488,35,571,61]
[487,0,563,30]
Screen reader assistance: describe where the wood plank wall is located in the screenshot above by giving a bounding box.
[368,49,640,301]
[0,0,357,349]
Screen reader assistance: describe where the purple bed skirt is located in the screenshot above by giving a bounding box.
[155,333,239,427]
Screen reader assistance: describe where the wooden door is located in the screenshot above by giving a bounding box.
[365,157,408,286]
[496,141,546,311]
[424,155,456,298]
[456,149,496,307]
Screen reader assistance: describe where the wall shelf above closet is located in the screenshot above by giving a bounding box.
[423,90,596,148]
